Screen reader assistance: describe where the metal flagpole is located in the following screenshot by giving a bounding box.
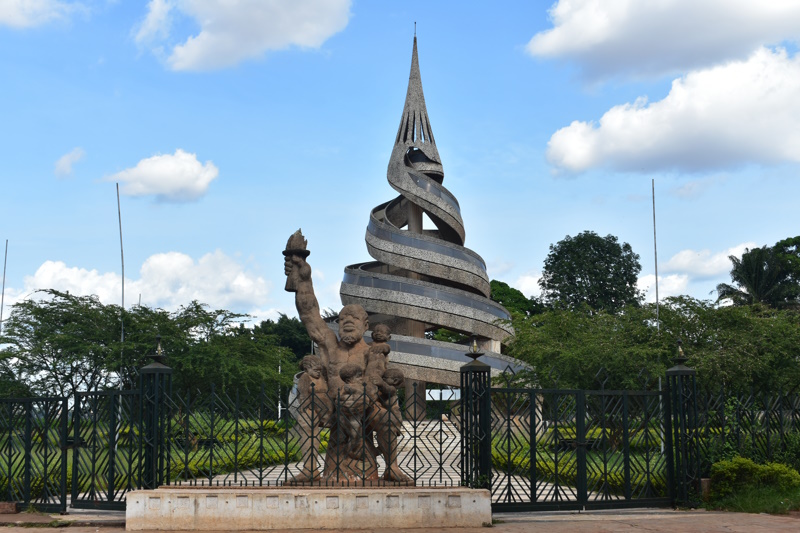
[652,179,660,331]
[0,240,7,336]
[117,184,125,379]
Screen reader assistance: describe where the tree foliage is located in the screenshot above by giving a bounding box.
[506,296,800,393]
[716,244,798,307]
[539,231,642,313]
[507,304,669,390]
[0,290,123,398]
[0,290,296,398]
[489,280,545,317]
[254,314,311,362]
[775,236,800,274]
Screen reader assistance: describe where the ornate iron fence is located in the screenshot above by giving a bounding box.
[67,380,462,510]
[488,385,672,511]
[696,389,800,476]
[5,365,800,513]
[0,398,67,512]
[71,390,141,510]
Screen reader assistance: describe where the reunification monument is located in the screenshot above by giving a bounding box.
[126,36,495,531]
[280,35,520,484]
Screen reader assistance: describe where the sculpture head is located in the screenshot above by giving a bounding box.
[383,368,404,388]
[301,355,323,378]
[338,304,369,346]
[371,324,391,344]
[339,363,364,384]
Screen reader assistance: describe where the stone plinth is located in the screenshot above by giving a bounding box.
[125,487,491,530]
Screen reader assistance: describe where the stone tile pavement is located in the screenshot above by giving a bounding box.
[1,507,799,532]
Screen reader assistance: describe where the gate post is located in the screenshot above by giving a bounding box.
[140,337,172,490]
[460,341,491,489]
[666,340,700,506]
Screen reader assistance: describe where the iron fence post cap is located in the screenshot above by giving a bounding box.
[140,362,173,373]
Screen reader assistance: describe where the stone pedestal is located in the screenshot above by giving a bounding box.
[126,487,491,530]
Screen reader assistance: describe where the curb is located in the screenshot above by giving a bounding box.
[0,519,126,528]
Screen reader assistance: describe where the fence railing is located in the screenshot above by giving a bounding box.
[3,368,800,512]
[0,398,68,512]
[65,381,461,510]
[696,389,800,476]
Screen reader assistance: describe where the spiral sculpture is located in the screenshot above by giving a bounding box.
[340,37,520,384]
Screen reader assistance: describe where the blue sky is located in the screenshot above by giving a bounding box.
[1,0,798,323]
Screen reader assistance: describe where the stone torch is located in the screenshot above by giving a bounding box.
[283,229,310,292]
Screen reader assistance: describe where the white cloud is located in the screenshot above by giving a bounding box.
[136,0,351,71]
[0,0,81,28]
[135,250,270,311]
[54,147,85,177]
[546,48,800,174]
[5,250,279,323]
[513,272,542,299]
[527,0,800,80]
[487,261,514,279]
[108,149,218,202]
[134,0,172,46]
[637,273,689,303]
[662,242,757,279]
[671,176,726,199]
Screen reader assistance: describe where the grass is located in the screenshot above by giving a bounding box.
[706,484,800,514]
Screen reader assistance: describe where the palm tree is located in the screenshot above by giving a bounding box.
[716,246,792,306]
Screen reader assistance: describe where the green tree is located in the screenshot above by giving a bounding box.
[775,236,800,302]
[0,290,123,398]
[539,231,642,313]
[0,291,297,398]
[715,246,794,306]
[506,304,669,390]
[166,303,296,395]
[658,296,800,393]
[254,313,311,361]
[506,295,800,393]
[489,280,545,316]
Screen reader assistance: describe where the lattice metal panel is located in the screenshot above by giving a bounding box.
[489,386,672,512]
[71,391,141,510]
[0,398,67,512]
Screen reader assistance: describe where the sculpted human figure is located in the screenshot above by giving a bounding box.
[290,355,329,483]
[364,324,391,400]
[338,363,370,459]
[296,355,330,423]
[378,367,405,430]
[373,367,410,482]
[284,236,407,482]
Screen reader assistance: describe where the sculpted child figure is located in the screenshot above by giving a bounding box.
[338,363,371,459]
[292,355,332,483]
[291,355,330,483]
[297,355,330,424]
[378,367,405,431]
[374,366,410,481]
[364,324,391,400]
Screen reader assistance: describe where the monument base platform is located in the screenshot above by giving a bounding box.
[125,486,491,530]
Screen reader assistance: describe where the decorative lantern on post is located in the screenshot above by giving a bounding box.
[460,339,491,489]
[666,339,700,506]
[140,336,172,490]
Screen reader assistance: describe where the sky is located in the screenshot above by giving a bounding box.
[1,0,798,326]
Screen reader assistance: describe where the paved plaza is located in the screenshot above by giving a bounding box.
[1,507,799,532]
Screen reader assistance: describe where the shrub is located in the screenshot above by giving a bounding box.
[773,431,800,473]
[710,456,800,500]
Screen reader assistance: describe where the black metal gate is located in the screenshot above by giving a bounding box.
[489,386,673,511]
[0,398,67,512]
[71,390,141,510]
